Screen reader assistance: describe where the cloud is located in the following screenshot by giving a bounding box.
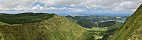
[0,0,142,12]
[84,0,142,11]
[0,0,35,8]
[68,8,86,12]
[46,7,86,12]
[53,0,87,6]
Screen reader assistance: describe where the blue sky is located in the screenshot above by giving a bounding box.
[0,0,142,16]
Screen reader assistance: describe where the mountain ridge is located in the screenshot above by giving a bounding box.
[108,4,142,40]
[0,13,91,40]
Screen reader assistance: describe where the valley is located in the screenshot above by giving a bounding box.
[0,0,141,40]
[66,15,127,40]
[0,5,142,40]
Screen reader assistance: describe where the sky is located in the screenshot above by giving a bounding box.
[0,0,142,16]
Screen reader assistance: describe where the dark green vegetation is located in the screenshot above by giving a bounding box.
[108,4,142,40]
[0,13,91,40]
[86,22,122,40]
[102,28,117,40]
[66,15,127,28]
[0,13,55,24]
[66,16,125,40]
[98,21,115,27]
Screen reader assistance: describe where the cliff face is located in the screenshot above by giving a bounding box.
[0,13,90,40]
[108,4,142,40]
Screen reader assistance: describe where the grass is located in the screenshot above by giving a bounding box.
[86,22,123,40]
[0,13,91,40]
[0,13,55,24]
[88,27,108,31]
[86,27,108,40]
[0,22,9,25]
[108,4,142,40]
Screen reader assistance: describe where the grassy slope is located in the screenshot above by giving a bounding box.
[108,4,142,40]
[0,13,55,24]
[86,22,122,40]
[0,14,91,40]
[107,22,123,30]
[87,27,107,40]
[0,22,9,25]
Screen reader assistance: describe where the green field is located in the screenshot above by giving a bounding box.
[87,27,108,40]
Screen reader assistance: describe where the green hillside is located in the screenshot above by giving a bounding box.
[0,13,55,24]
[0,22,9,25]
[0,13,91,40]
[108,4,142,40]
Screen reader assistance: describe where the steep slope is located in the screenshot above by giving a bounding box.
[0,21,9,25]
[0,13,91,40]
[108,4,142,40]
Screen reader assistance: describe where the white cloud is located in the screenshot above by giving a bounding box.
[46,7,86,12]
[0,0,34,7]
[84,0,142,11]
[54,0,87,6]
[0,0,142,12]
[70,4,76,7]
[69,8,86,12]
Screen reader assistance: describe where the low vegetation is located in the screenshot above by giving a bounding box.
[108,4,142,40]
[0,13,55,24]
[67,16,124,40]
[0,13,91,40]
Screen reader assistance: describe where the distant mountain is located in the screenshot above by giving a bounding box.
[66,16,124,28]
[108,4,142,40]
[0,13,91,40]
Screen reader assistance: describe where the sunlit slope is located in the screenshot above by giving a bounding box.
[108,4,142,40]
[0,22,9,25]
[0,13,91,40]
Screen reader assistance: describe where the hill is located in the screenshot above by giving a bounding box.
[66,16,126,28]
[108,4,142,40]
[0,13,91,40]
